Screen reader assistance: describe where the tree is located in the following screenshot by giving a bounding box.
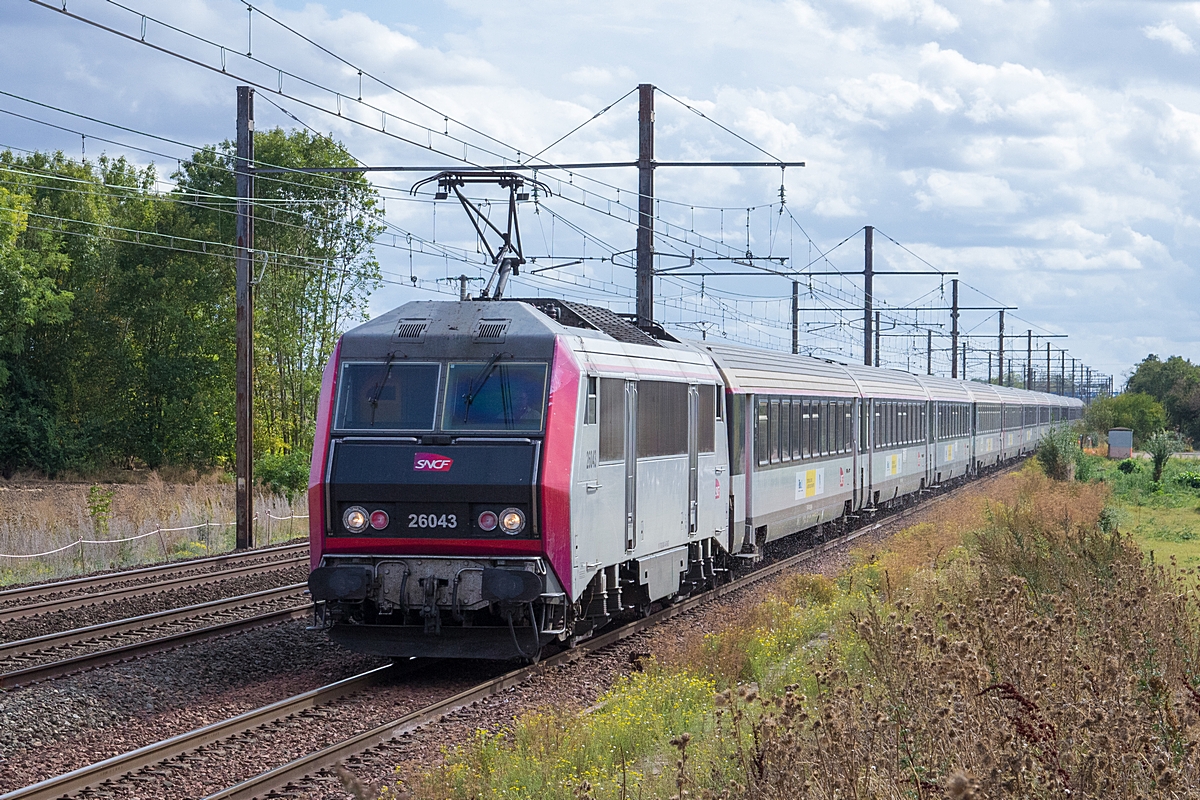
[0,133,382,477]
[174,129,382,459]
[1082,393,1167,445]
[1127,355,1200,445]
[1144,430,1181,482]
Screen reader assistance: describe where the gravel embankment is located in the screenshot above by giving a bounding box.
[0,619,389,793]
[0,565,310,643]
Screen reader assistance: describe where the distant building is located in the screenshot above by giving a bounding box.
[1108,428,1134,459]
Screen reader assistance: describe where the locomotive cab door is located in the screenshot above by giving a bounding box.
[624,380,638,551]
[688,385,699,534]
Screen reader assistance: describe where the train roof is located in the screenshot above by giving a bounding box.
[840,362,930,401]
[700,342,862,397]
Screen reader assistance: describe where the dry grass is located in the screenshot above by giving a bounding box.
[413,465,1200,799]
[0,473,306,585]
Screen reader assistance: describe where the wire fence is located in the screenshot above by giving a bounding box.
[0,513,310,559]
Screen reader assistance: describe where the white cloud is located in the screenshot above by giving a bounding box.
[1143,21,1196,54]
[5,0,1200,371]
[844,0,959,31]
[914,171,1024,213]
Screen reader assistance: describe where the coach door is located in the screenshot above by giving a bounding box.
[688,385,700,534]
[624,380,638,551]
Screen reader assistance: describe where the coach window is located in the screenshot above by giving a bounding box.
[843,402,853,452]
[769,399,781,463]
[780,400,791,462]
[835,402,844,453]
[791,402,801,459]
[756,399,770,466]
[598,378,625,462]
[728,394,746,475]
[821,401,831,455]
[698,384,716,453]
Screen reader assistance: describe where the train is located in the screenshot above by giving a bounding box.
[306,298,1082,660]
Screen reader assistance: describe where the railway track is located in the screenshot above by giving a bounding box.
[1,469,1002,800]
[0,543,308,623]
[0,584,311,689]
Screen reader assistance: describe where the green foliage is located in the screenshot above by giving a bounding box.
[1117,458,1140,474]
[1126,354,1200,445]
[1178,470,1200,489]
[175,129,382,457]
[1074,449,1101,482]
[428,667,717,799]
[1145,430,1182,482]
[1037,424,1081,480]
[1083,392,1167,445]
[86,484,116,535]
[255,450,310,501]
[0,132,381,476]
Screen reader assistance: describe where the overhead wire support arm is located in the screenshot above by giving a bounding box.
[410,171,551,300]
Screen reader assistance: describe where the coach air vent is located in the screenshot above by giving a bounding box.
[473,319,510,343]
[393,318,429,342]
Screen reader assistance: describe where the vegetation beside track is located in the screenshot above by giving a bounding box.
[405,463,1200,799]
[1093,454,1200,567]
[0,477,306,585]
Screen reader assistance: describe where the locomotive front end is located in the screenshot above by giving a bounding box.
[307,301,575,660]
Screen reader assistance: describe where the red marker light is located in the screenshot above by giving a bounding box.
[369,510,390,530]
[477,510,498,531]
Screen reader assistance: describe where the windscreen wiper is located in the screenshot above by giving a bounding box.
[367,354,397,426]
[463,353,503,421]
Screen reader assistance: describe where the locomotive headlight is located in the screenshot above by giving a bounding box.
[499,507,525,535]
[342,506,369,534]
[477,510,499,531]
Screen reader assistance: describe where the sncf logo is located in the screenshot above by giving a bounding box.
[413,452,453,472]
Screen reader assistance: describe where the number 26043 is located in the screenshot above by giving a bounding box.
[408,513,457,529]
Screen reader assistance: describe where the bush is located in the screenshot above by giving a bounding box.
[255,450,310,501]
[1037,425,1081,480]
[1178,470,1200,489]
[1117,458,1139,474]
[1144,430,1182,482]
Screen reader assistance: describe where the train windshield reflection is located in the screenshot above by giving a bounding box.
[334,362,440,430]
[442,362,548,432]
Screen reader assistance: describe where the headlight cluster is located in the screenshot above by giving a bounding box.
[477,507,525,534]
[342,505,389,533]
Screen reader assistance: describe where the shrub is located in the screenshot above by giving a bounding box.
[1037,425,1081,480]
[1144,430,1182,482]
[1179,470,1200,489]
[255,450,310,501]
[1117,458,1139,474]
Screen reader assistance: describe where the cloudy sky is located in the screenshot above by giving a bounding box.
[4,0,1199,384]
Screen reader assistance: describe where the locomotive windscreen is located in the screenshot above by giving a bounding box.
[335,362,440,431]
[442,362,548,432]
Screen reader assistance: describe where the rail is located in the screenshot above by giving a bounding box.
[0,553,308,623]
[0,584,310,689]
[0,542,308,605]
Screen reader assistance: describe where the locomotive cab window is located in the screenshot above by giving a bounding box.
[442,361,548,432]
[599,378,625,462]
[585,376,598,425]
[335,362,440,431]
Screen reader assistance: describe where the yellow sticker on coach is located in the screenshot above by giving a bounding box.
[795,468,825,500]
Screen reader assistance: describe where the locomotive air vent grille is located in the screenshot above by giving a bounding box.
[393,319,429,342]
[473,319,510,342]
